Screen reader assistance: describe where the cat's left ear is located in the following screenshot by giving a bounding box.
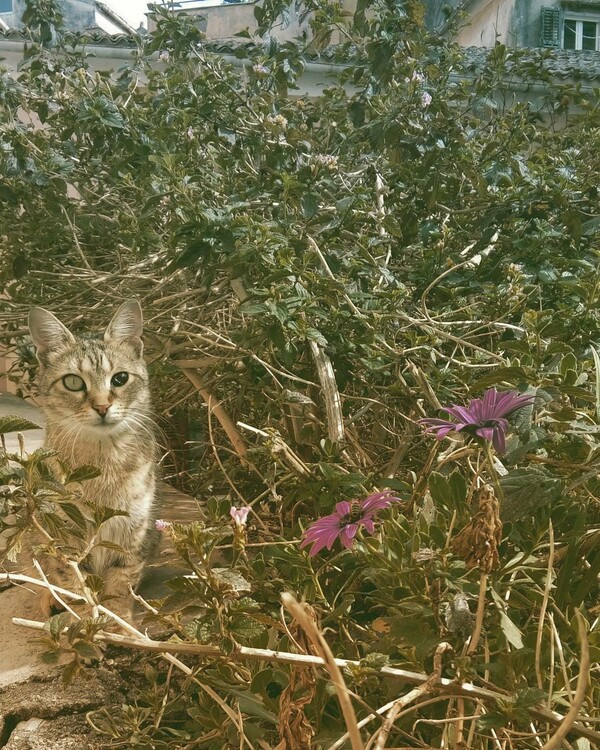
[105,300,143,354]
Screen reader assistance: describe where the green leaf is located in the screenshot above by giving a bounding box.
[301,192,319,218]
[0,184,18,204]
[477,712,508,730]
[0,415,42,434]
[230,614,264,643]
[57,501,88,531]
[231,690,278,724]
[591,346,600,420]
[500,468,563,523]
[499,611,524,649]
[85,503,129,526]
[61,657,81,687]
[45,611,71,639]
[66,464,101,484]
[472,367,531,389]
[72,640,102,660]
[27,447,58,463]
[428,471,465,512]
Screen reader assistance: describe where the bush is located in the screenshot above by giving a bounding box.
[0,1,599,748]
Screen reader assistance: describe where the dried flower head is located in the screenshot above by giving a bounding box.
[300,491,401,556]
[419,387,534,454]
[451,484,502,573]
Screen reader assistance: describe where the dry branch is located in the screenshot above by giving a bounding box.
[539,610,590,750]
[372,642,450,750]
[281,592,364,750]
[308,340,345,444]
[6,572,600,746]
[180,367,249,463]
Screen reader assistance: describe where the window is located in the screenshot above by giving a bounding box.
[541,6,600,50]
[0,0,12,13]
[563,16,600,50]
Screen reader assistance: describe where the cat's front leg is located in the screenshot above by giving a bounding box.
[103,560,145,623]
[37,558,82,618]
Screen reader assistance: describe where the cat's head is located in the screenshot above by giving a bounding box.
[28,300,150,436]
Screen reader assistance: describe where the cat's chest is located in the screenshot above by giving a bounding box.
[50,436,155,509]
[85,460,155,511]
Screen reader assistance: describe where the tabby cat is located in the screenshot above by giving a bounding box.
[28,300,158,618]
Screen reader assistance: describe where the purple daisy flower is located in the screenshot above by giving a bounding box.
[300,491,401,556]
[419,388,534,454]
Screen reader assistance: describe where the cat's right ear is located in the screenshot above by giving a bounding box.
[28,307,75,364]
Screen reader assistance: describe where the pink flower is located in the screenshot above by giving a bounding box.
[300,491,401,556]
[230,506,250,526]
[155,519,171,531]
[419,388,535,454]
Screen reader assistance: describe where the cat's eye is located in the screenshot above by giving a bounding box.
[111,371,129,388]
[62,374,86,392]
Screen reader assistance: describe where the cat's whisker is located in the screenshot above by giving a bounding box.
[122,415,157,446]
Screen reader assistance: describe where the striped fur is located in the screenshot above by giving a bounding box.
[28,300,158,618]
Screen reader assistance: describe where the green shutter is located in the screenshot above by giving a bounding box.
[540,7,562,47]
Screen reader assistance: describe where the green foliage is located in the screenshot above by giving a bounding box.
[0,0,599,748]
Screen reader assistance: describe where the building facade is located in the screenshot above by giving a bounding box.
[0,0,134,34]
[426,0,600,51]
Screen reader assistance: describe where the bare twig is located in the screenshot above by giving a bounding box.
[68,559,99,620]
[539,610,590,750]
[181,368,249,463]
[237,422,311,477]
[306,235,370,324]
[308,340,345,444]
[32,558,79,619]
[7,574,600,746]
[372,642,450,750]
[467,572,488,655]
[281,592,364,750]
[535,521,554,690]
[60,205,93,271]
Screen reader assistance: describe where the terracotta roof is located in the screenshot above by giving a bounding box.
[0,27,139,48]
[201,39,600,80]
[460,45,600,82]
[2,27,600,82]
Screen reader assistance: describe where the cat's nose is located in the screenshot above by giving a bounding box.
[92,403,111,417]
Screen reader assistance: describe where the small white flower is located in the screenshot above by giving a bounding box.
[155,519,171,531]
[252,63,269,75]
[158,50,170,63]
[421,91,432,108]
[186,126,194,139]
[230,506,251,526]
[313,153,339,170]
[266,113,288,129]
[405,71,425,84]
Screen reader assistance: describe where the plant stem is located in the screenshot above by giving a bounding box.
[483,441,503,501]
[467,571,488,655]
